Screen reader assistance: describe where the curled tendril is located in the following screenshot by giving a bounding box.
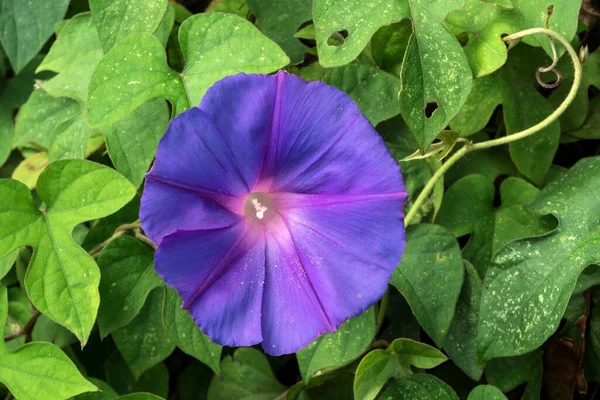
[403,28,583,226]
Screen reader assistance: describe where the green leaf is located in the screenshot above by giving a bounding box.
[297,307,375,384]
[371,21,412,76]
[0,342,97,400]
[97,237,162,338]
[207,348,286,400]
[0,0,69,73]
[36,13,104,103]
[0,285,7,354]
[99,98,169,188]
[549,48,600,133]
[0,55,44,165]
[115,395,164,400]
[435,175,495,238]
[87,33,186,126]
[112,288,175,379]
[246,0,312,64]
[0,160,136,344]
[313,0,406,67]
[388,338,448,369]
[467,385,507,400]
[443,261,483,381]
[451,45,560,185]
[14,89,81,151]
[391,224,464,346]
[354,339,446,400]
[0,250,17,280]
[178,12,289,106]
[206,0,248,16]
[89,0,168,52]
[47,112,92,161]
[323,64,400,126]
[153,2,175,47]
[31,314,77,348]
[446,0,521,77]
[163,287,222,375]
[104,352,169,397]
[485,351,542,393]
[478,156,600,361]
[377,374,459,399]
[88,12,288,126]
[463,177,555,277]
[511,0,580,57]
[315,0,472,149]
[73,378,118,400]
[397,1,473,151]
[565,95,600,140]
[353,350,406,400]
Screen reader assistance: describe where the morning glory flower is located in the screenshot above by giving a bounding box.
[140,71,407,355]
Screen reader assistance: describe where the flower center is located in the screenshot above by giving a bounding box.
[245,192,277,223]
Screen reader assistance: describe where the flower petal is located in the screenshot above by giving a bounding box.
[261,72,403,195]
[198,73,279,190]
[140,182,241,245]
[261,215,336,355]
[272,192,406,330]
[155,223,265,346]
[141,107,249,243]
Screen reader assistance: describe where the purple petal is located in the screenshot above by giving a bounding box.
[260,72,403,195]
[198,73,278,190]
[155,223,265,347]
[261,215,335,355]
[274,192,406,329]
[141,107,248,244]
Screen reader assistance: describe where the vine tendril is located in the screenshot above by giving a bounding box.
[404,28,583,227]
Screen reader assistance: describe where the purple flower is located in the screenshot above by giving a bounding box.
[140,71,407,355]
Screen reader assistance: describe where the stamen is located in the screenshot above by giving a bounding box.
[251,198,268,220]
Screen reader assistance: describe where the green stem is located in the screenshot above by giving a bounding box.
[404,28,583,227]
[376,288,390,332]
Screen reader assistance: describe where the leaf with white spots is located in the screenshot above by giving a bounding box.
[97,236,162,338]
[376,373,458,400]
[0,160,136,344]
[391,223,464,346]
[87,33,187,126]
[163,287,222,375]
[178,12,289,106]
[323,63,401,126]
[87,12,288,126]
[89,0,169,52]
[99,98,169,188]
[443,261,484,381]
[467,385,507,400]
[113,288,175,379]
[478,156,600,361]
[14,89,80,152]
[297,307,375,384]
[314,0,472,151]
[36,13,104,103]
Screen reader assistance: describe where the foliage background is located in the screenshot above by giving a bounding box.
[0,0,600,399]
